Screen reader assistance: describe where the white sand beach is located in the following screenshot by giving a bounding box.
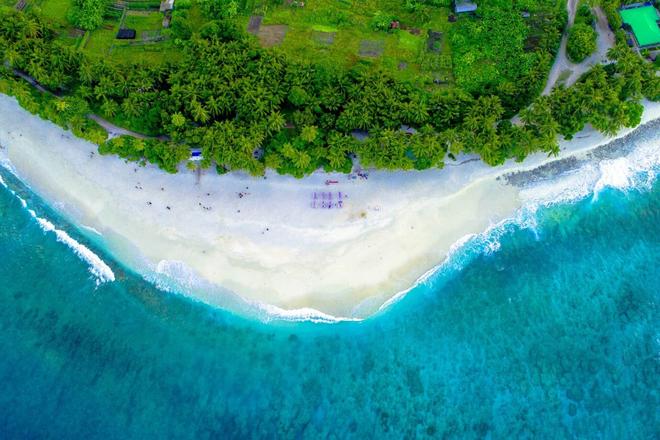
[1,93,659,318]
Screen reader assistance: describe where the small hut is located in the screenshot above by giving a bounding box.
[454,0,477,14]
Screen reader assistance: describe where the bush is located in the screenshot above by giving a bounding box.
[198,0,238,19]
[601,0,622,30]
[370,11,396,32]
[169,11,193,40]
[575,4,594,26]
[67,0,109,30]
[404,0,422,12]
[99,136,190,173]
[567,23,596,63]
[126,1,160,9]
[199,20,245,42]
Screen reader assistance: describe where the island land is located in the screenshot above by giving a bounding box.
[2,94,659,318]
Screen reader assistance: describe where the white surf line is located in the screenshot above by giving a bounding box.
[376,215,525,315]
[27,208,116,285]
[81,225,103,236]
[253,302,362,324]
[151,258,361,323]
[136,130,660,323]
[3,178,114,285]
[2,161,115,285]
[378,137,660,315]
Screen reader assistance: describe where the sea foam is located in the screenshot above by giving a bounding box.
[152,259,361,323]
[154,130,660,322]
[28,209,115,284]
[253,303,360,324]
[1,165,115,285]
[377,130,660,316]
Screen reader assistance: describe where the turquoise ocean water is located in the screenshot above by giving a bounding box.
[0,140,659,438]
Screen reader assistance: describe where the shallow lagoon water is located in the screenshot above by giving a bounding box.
[0,151,659,438]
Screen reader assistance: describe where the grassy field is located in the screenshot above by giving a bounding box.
[256,0,454,85]
[21,0,456,84]
[12,0,564,97]
[15,0,183,63]
[34,0,71,26]
[84,10,172,62]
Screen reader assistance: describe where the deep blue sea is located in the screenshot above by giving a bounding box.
[0,145,659,438]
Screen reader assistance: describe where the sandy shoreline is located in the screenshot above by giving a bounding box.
[1,93,659,318]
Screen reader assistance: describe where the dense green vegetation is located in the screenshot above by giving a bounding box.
[0,6,658,177]
[0,70,108,144]
[450,1,565,113]
[566,3,596,63]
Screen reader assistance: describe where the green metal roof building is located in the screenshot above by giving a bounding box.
[620,5,660,48]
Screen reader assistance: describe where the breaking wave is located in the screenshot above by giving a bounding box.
[377,126,660,316]
[28,210,115,285]
[0,170,115,285]
[148,259,360,323]
[1,113,658,323]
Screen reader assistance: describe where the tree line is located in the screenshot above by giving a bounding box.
[0,9,658,176]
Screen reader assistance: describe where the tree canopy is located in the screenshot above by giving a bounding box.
[567,23,597,63]
[0,9,657,177]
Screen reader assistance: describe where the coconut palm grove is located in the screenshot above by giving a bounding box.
[0,0,658,176]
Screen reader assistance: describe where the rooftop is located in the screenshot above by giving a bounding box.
[455,0,478,14]
[116,28,136,40]
[160,0,174,12]
[620,5,660,47]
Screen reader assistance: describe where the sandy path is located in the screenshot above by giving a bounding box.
[564,6,616,85]
[88,115,153,140]
[542,0,579,95]
[542,2,615,95]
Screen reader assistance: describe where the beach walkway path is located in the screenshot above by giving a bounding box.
[87,114,168,141]
[6,64,168,142]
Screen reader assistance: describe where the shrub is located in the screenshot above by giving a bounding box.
[198,0,238,19]
[199,20,245,42]
[169,11,193,40]
[67,0,108,30]
[575,4,594,26]
[370,11,396,32]
[567,23,596,63]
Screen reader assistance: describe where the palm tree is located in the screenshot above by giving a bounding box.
[121,97,140,118]
[101,99,119,118]
[54,99,69,113]
[22,18,40,39]
[206,96,222,118]
[293,150,311,170]
[27,59,47,84]
[441,128,464,157]
[76,85,93,100]
[300,125,318,143]
[4,47,20,66]
[266,111,285,136]
[78,61,95,85]
[190,100,209,124]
